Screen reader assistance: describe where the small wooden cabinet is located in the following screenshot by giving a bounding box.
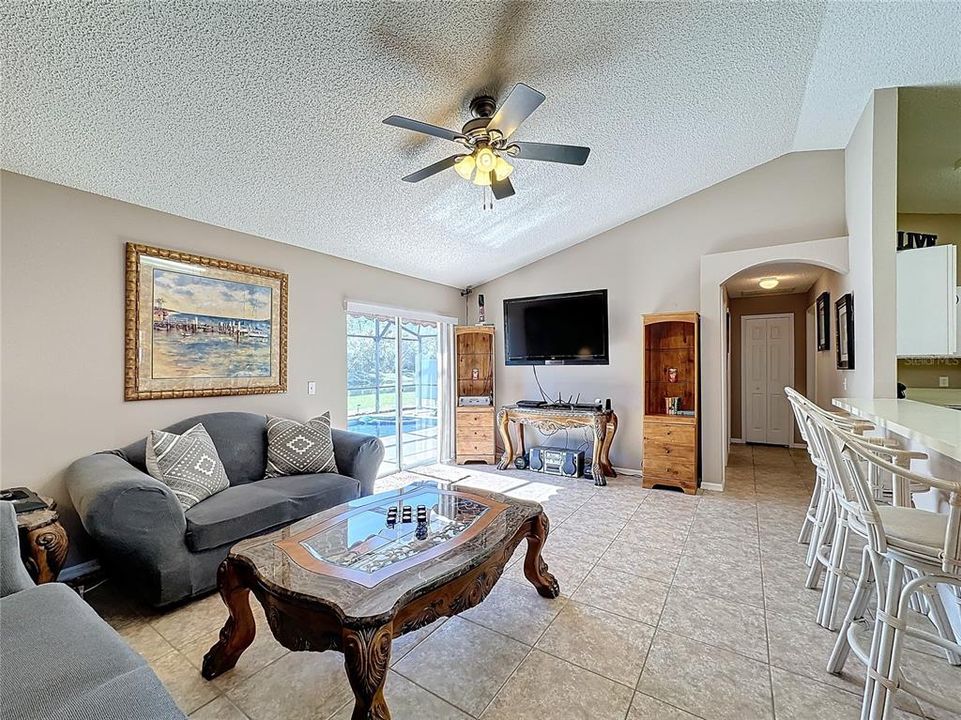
[642,312,700,494]
[455,326,496,464]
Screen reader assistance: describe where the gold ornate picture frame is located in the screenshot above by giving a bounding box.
[125,243,288,400]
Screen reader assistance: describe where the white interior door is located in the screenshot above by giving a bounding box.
[742,314,795,446]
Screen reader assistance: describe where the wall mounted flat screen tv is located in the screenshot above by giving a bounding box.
[504,289,609,365]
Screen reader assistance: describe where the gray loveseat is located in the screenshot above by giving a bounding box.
[0,502,185,720]
[66,411,384,607]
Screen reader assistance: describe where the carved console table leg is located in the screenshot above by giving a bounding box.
[202,559,256,679]
[600,411,618,479]
[22,522,69,584]
[496,410,514,470]
[343,623,393,720]
[590,417,608,486]
[522,513,560,599]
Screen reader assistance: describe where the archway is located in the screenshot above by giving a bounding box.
[699,236,849,490]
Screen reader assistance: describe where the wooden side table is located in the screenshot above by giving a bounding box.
[17,497,69,583]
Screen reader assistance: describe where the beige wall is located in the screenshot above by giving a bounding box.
[472,150,847,476]
[0,171,464,564]
[728,293,810,444]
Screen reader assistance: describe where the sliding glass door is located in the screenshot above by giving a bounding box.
[346,312,438,474]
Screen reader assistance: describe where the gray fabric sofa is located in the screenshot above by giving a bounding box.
[0,502,185,720]
[66,411,384,607]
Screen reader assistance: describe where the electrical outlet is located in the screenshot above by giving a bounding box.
[939,376,950,388]
[307,381,316,395]
[842,377,847,391]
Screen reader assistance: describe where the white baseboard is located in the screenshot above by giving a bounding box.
[790,442,807,450]
[58,559,100,583]
[700,481,724,492]
[730,438,746,444]
[612,466,643,477]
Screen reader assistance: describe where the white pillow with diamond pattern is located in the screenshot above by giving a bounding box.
[145,423,230,510]
[264,412,339,478]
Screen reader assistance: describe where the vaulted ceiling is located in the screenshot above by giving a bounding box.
[3,2,959,287]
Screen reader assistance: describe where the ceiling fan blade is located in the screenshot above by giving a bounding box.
[383,115,464,143]
[510,141,590,166]
[491,175,516,200]
[401,155,461,183]
[489,83,545,139]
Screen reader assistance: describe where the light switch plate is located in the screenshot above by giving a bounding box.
[939,376,950,388]
[307,381,317,395]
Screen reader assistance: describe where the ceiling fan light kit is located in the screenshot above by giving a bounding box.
[384,83,591,203]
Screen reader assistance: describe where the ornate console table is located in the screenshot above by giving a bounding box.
[496,405,618,486]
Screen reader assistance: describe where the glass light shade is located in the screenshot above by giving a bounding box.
[758,277,779,289]
[475,147,496,172]
[454,154,475,181]
[493,156,514,181]
[473,169,492,187]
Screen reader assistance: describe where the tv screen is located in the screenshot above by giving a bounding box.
[503,289,609,365]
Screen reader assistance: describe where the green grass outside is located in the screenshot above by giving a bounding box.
[347,390,417,416]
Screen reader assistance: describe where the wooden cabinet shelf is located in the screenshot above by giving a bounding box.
[642,312,700,494]
[455,326,496,465]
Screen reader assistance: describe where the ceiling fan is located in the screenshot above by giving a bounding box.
[383,83,590,200]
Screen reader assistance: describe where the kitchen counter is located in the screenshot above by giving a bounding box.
[832,398,961,464]
[903,387,961,408]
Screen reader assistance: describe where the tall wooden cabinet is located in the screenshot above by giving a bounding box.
[642,312,700,494]
[455,326,496,465]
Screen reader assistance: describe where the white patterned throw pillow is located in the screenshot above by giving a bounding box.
[265,412,339,478]
[145,423,230,510]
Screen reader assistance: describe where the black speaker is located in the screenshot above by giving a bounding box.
[528,448,545,471]
[561,452,584,478]
[514,454,528,470]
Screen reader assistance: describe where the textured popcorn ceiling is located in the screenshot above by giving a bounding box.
[897,87,961,214]
[3,2,960,288]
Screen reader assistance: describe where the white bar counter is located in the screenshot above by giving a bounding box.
[832,398,961,465]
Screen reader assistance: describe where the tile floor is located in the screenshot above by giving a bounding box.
[85,445,961,719]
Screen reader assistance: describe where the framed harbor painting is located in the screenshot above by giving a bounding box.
[125,243,287,400]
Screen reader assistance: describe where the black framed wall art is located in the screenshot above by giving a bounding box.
[835,293,854,370]
[816,292,830,351]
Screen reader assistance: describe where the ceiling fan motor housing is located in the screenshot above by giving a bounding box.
[469,95,497,118]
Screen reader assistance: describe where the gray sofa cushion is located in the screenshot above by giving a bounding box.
[1,502,34,597]
[0,583,184,720]
[119,412,268,486]
[258,472,360,518]
[184,483,290,552]
[184,473,362,552]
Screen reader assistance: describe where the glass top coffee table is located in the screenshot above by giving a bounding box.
[201,482,559,720]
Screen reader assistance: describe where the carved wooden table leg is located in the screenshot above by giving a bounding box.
[600,411,618,479]
[22,522,69,584]
[522,513,560,599]
[590,417,608,486]
[496,409,514,470]
[343,623,393,720]
[202,559,256,680]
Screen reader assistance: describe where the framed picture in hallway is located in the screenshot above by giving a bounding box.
[835,293,854,370]
[124,243,288,400]
[816,291,830,351]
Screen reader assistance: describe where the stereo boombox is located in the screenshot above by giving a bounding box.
[527,447,585,478]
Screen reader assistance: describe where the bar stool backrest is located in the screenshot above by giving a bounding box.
[826,421,961,576]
